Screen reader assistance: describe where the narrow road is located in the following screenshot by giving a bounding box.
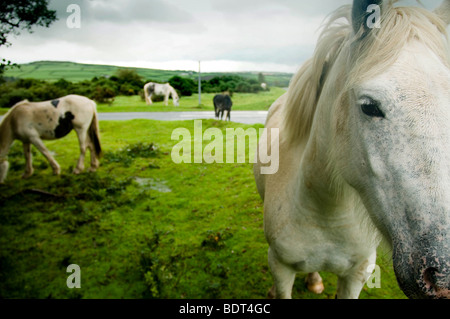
[97,111,268,125]
[0,111,268,125]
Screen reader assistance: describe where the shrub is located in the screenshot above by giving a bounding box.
[115,69,144,88]
[169,76,196,96]
[0,70,265,108]
[119,83,137,96]
[236,81,251,93]
[29,84,67,101]
[0,87,35,108]
[91,86,115,104]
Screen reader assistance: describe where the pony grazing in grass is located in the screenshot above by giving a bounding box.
[255,0,450,299]
[0,95,102,184]
[144,82,180,107]
[213,94,233,121]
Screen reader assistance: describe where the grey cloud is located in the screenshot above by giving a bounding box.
[50,0,196,24]
[210,0,350,16]
[209,0,443,18]
[219,45,315,64]
[86,0,195,24]
[4,0,448,73]
[31,0,204,46]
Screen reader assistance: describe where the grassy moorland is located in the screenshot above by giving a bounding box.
[0,119,406,299]
[4,61,293,87]
[4,61,185,83]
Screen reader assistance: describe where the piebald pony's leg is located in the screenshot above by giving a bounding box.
[22,142,34,179]
[86,127,99,172]
[29,136,61,175]
[88,139,99,172]
[73,126,89,174]
[144,87,151,105]
[0,161,9,184]
[164,91,169,106]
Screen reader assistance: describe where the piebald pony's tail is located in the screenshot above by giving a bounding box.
[89,111,102,158]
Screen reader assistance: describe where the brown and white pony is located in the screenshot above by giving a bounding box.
[0,95,102,183]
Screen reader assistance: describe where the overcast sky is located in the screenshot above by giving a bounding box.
[0,0,445,73]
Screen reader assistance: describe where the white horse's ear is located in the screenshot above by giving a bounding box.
[434,0,450,26]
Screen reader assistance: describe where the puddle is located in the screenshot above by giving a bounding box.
[134,177,172,193]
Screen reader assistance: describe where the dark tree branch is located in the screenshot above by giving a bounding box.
[0,0,57,74]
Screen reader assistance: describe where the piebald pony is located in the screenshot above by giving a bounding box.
[0,95,102,183]
[144,82,180,107]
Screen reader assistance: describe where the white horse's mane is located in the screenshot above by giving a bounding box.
[283,1,450,145]
[168,85,179,99]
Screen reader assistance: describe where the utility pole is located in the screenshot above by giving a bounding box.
[198,61,202,106]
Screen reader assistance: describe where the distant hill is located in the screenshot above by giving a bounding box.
[4,61,293,87]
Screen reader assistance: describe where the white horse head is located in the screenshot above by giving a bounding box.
[167,84,180,107]
[331,1,450,298]
[171,88,180,107]
[267,0,450,299]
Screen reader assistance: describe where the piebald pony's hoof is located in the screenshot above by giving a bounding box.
[73,168,83,175]
[22,173,33,179]
[52,164,61,175]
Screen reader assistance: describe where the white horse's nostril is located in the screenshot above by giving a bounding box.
[423,267,439,289]
[423,267,450,298]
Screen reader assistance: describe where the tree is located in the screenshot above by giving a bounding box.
[115,69,143,86]
[0,0,57,74]
[115,69,143,95]
[169,76,196,96]
[258,73,266,84]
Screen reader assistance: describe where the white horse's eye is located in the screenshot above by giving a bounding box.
[359,97,384,118]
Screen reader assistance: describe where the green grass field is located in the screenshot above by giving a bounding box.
[4,61,293,87]
[0,119,406,299]
[5,61,188,83]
